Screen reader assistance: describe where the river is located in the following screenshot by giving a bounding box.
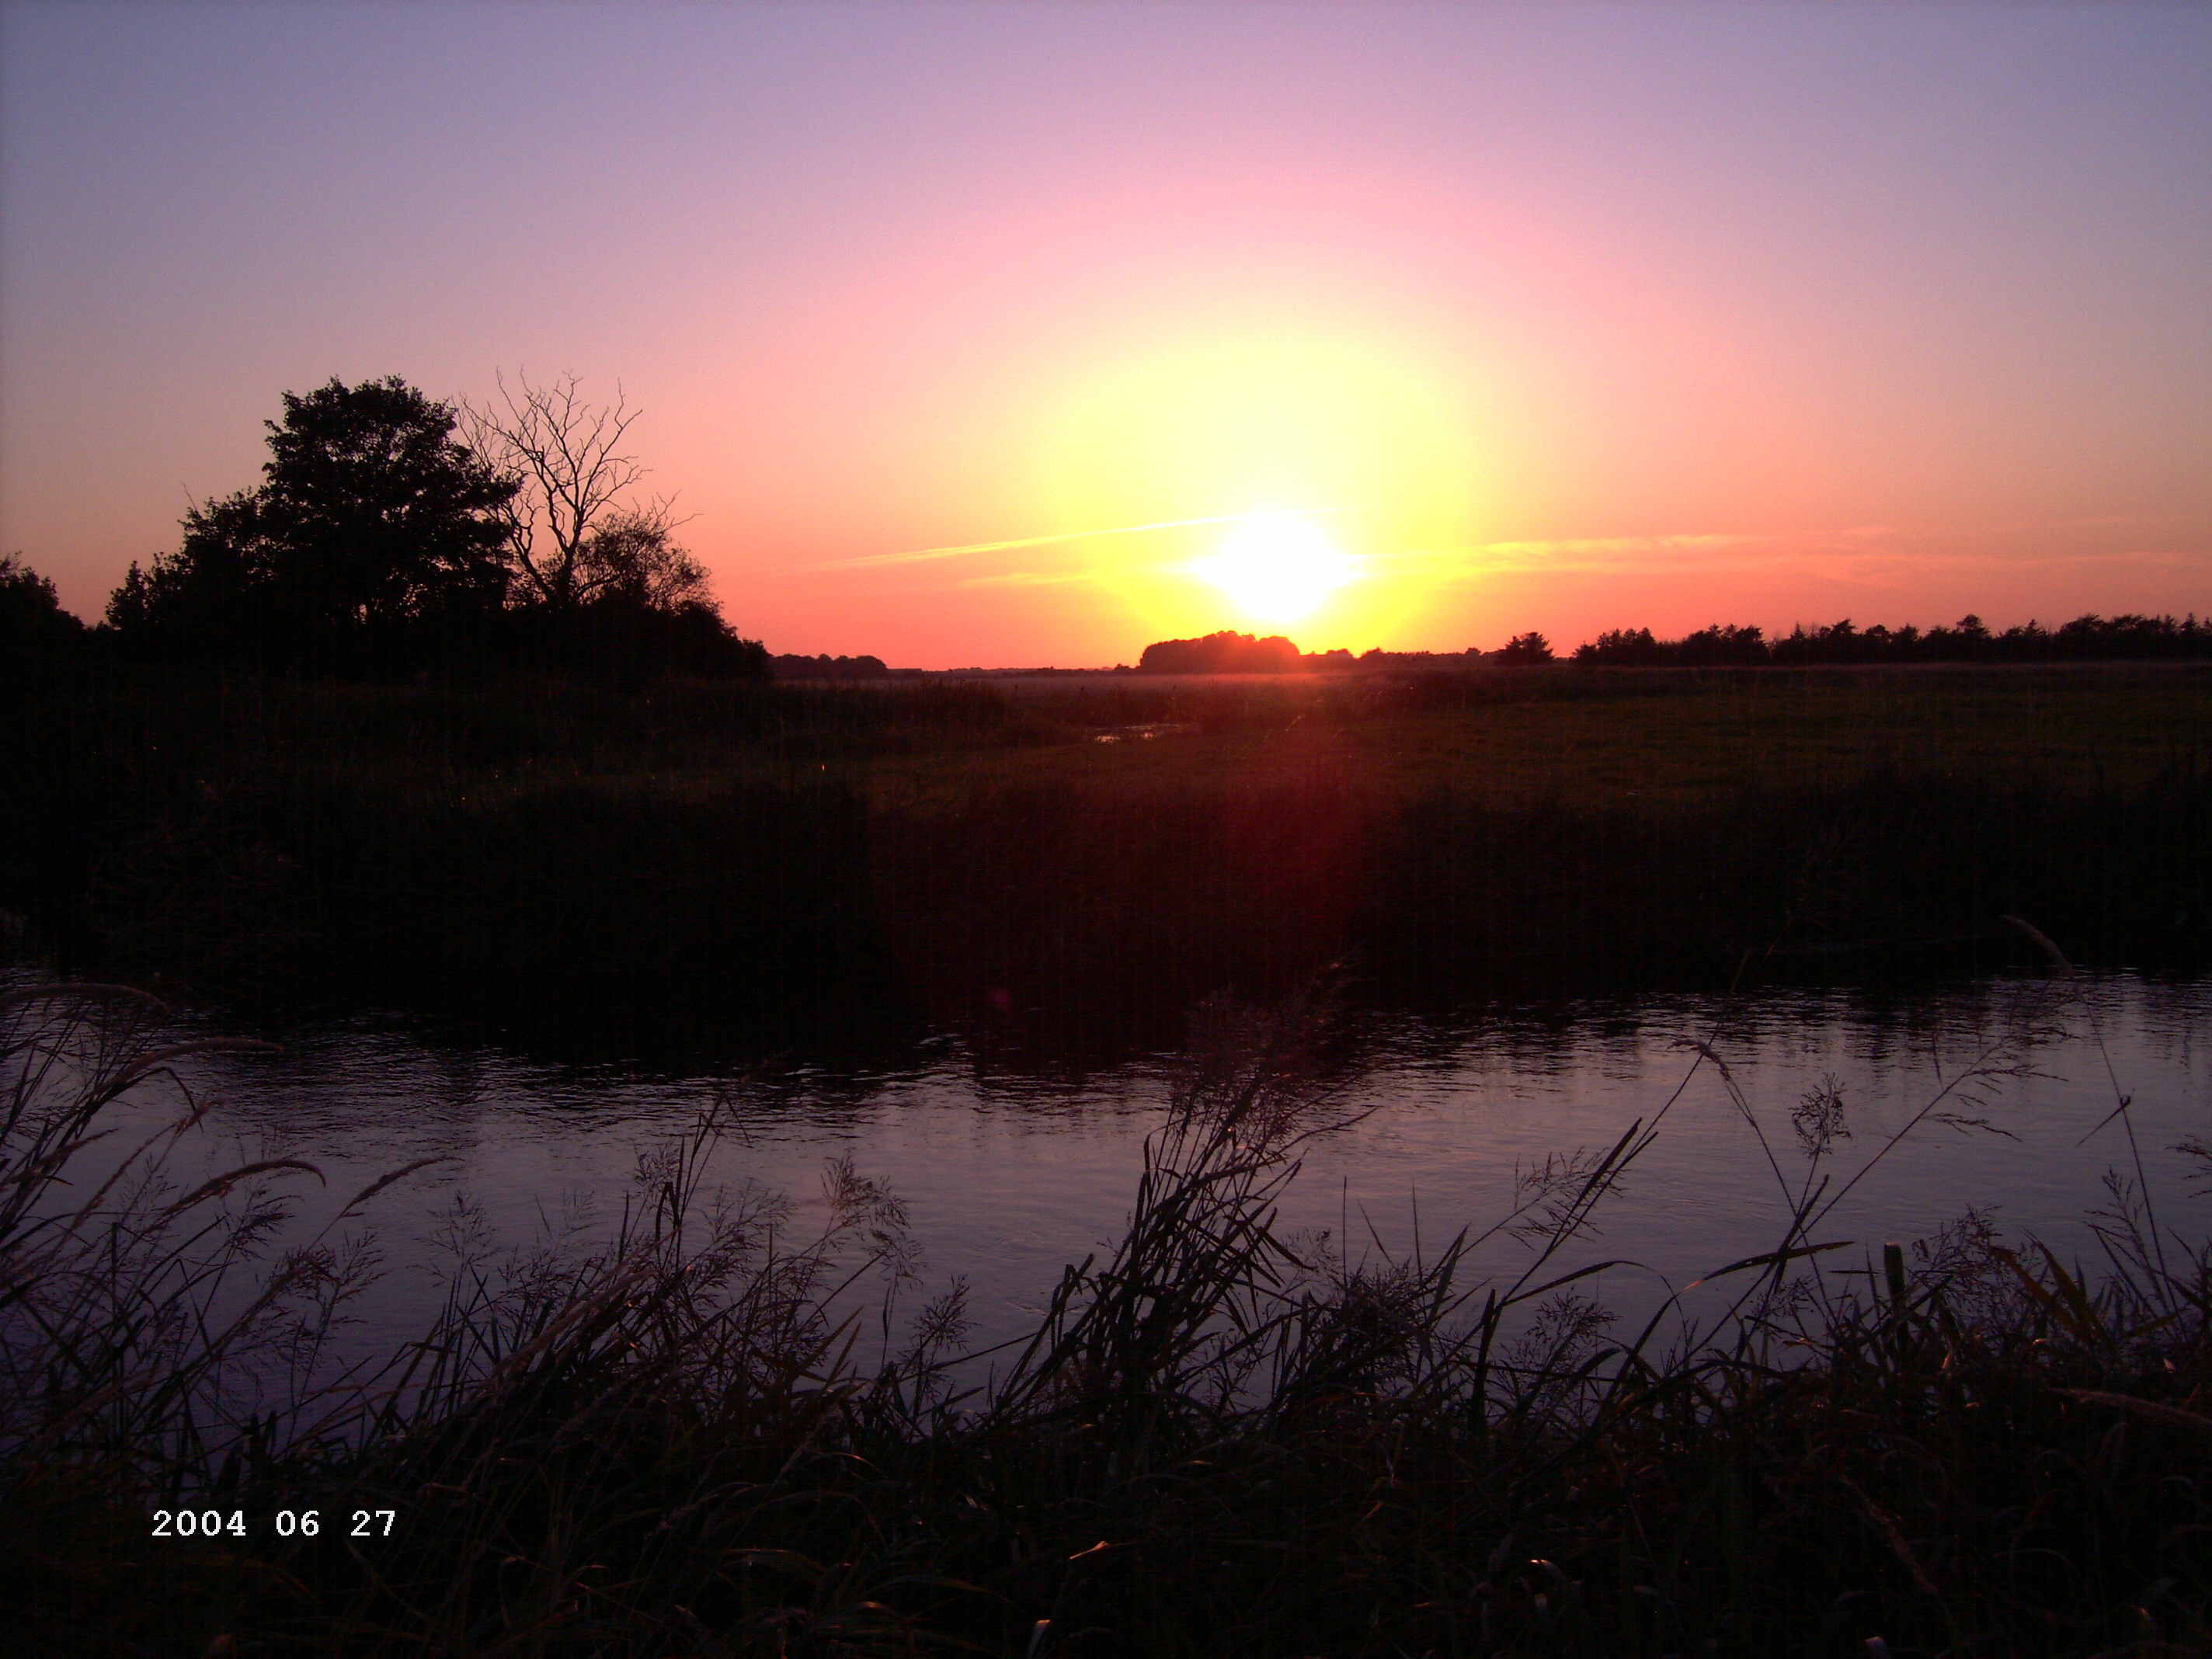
[38,966,2207,1373]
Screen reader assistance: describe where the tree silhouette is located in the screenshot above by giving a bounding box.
[109,376,515,663]
[256,376,515,626]
[568,507,712,613]
[461,372,701,612]
[1491,631,1553,664]
[104,374,767,681]
[1137,631,1302,673]
[105,490,280,659]
[2,553,85,671]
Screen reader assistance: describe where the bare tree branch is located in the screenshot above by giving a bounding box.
[460,371,697,610]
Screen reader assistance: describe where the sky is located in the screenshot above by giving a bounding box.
[3,2,2207,668]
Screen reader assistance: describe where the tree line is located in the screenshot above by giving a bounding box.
[1136,631,1559,673]
[1576,614,2212,666]
[1132,617,2212,676]
[26,374,767,682]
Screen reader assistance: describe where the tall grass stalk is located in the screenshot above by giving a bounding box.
[5,974,2208,1656]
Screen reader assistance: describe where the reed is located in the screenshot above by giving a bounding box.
[5,963,2208,1655]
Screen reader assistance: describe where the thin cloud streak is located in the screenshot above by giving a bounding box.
[945,528,2205,595]
[1389,519,2210,583]
[958,569,1101,589]
[782,509,1344,575]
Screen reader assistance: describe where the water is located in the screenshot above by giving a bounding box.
[65,969,2210,1365]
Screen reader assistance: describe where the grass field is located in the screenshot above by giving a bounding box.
[20,659,2205,806]
[854,663,2212,808]
[6,663,2208,1059]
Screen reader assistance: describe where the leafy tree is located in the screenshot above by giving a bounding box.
[108,376,516,662]
[1491,631,1553,665]
[106,492,280,656]
[103,372,770,681]
[571,507,713,613]
[254,376,516,626]
[2,552,86,670]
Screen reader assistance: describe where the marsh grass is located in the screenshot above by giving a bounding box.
[9,666,2208,1062]
[5,965,2210,1657]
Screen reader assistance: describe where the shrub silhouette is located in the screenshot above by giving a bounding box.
[1138,629,1302,673]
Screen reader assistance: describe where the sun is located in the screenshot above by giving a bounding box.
[1191,513,1359,625]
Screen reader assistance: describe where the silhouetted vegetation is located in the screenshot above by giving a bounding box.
[774,652,896,679]
[7,978,2210,1655]
[1577,612,2212,666]
[1138,629,1303,673]
[95,376,767,686]
[1137,631,1558,673]
[11,501,2212,1648]
[105,377,520,673]
[1489,628,1555,663]
[9,442,2212,1063]
[1136,615,2212,679]
[5,664,2207,1064]
[459,371,707,614]
[1,552,87,677]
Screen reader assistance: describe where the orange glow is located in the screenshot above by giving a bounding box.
[1032,325,1484,646]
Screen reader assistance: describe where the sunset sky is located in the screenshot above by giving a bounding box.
[3,2,2207,668]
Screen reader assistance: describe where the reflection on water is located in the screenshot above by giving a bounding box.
[108,972,2212,1358]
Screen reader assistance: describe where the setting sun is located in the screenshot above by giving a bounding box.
[1190,513,1360,624]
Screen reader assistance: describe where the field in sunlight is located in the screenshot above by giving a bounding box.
[856,662,2212,809]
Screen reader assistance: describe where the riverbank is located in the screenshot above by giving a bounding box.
[5,980,2207,1657]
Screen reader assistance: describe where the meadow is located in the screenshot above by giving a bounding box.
[7,661,2206,1062]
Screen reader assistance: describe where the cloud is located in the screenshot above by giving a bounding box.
[1382,533,1761,581]
[1390,517,2210,584]
[788,508,1344,574]
[956,569,1104,589]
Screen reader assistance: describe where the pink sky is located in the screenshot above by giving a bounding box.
[3,3,2206,666]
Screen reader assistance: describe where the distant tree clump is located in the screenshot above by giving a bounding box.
[1317,640,1553,670]
[1341,647,1480,670]
[1487,631,1553,665]
[1138,631,1303,673]
[774,653,891,680]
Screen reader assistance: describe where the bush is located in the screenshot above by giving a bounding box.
[1137,631,1303,673]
